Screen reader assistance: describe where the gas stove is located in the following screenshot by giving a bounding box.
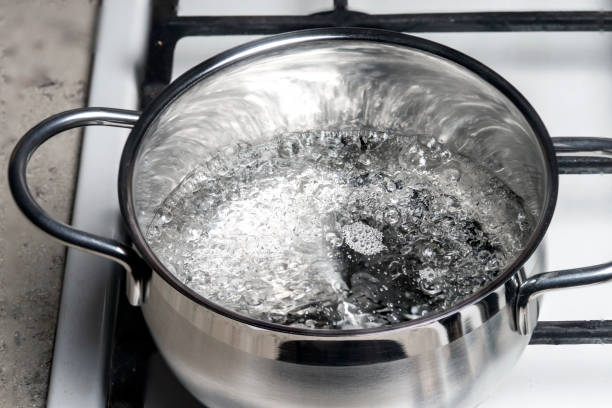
[47,1,612,407]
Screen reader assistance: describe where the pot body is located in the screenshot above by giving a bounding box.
[141,248,543,408]
[125,30,554,407]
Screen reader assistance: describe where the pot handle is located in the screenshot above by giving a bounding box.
[516,137,612,335]
[8,107,150,306]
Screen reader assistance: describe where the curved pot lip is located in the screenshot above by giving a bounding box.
[119,27,558,337]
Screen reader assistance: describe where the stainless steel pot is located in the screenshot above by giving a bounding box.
[9,28,612,408]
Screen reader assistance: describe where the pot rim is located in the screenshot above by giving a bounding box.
[118,27,558,337]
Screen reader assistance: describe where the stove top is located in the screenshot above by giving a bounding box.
[47,1,612,407]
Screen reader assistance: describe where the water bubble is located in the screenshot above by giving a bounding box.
[185,227,201,241]
[421,244,438,261]
[410,305,429,316]
[400,245,413,256]
[384,179,397,192]
[485,257,499,272]
[158,214,172,224]
[324,231,343,247]
[148,225,161,239]
[419,267,438,281]
[419,279,442,296]
[383,206,401,225]
[417,134,435,146]
[278,137,301,158]
[441,167,461,184]
[478,250,491,264]
[357,154,371,167]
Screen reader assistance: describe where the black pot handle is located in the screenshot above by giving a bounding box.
[516,137,612,335]
[553,137,612,174]
[8,107,150,306]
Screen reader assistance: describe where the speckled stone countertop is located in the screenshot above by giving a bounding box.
[0,1,97,406]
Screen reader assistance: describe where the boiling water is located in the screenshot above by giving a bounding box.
[146,130,532,329]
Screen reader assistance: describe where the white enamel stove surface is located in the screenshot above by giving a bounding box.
[49,0,612,407]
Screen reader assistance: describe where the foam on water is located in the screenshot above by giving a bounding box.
[146,130,532,329]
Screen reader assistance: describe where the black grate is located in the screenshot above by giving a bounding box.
[531,320,612,345]
[141,1,612,105]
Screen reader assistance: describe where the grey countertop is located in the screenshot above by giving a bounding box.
[0,1,97,406]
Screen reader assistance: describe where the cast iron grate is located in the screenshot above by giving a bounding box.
[141,1,612,106]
